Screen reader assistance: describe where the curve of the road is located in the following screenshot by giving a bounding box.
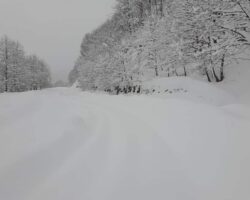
[0,88,249,200]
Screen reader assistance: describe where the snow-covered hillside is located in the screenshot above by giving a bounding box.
[0,74,249,200]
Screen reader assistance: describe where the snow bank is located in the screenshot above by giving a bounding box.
[142,77,235,106]
[218,58,250,104]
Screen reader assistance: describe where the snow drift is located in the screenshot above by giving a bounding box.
[142,77,235,105]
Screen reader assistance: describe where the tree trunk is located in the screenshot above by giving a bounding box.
[220,54,225,81]
[138,1,144,25]
[175,69,179,77]
[212,67,220,82]
[160,0,164,17]
[4,39,8,92]
[155,65,159,76]
[153,50,158,76]
[205,68,211,82]
[183,66,187,76]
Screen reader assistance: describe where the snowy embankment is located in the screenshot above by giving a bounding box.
[0,77,250,200]
[142,77,235,106]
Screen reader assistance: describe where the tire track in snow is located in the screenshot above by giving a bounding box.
[0,94,113,200]
[47,97,197,200]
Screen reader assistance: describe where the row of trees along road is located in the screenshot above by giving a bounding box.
[69,0,250,92]
[0,36,51,93]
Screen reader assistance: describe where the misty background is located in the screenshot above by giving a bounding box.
[0,0,115,82]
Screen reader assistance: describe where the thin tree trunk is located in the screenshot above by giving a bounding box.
[151,49,159,77]
[138,1,144,25]
[220,54,225,81]
[205,68,211,82]
[175,69,179,77]
[4,38,8,92]
[212,67,220,82]
[155,66,159,76]
[183,66,187,76]
[148,0,152,15]
[160,0,164,17]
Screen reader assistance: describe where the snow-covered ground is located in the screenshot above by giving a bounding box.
[0,74,250,200]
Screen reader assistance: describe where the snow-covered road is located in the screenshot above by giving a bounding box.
[0,86,250,200]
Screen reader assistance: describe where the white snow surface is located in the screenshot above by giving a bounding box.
[0,77,250,200]
[142,77,235,106]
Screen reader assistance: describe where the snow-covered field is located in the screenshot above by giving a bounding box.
[0,77,250,200]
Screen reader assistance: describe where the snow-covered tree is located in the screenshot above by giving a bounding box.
[0,35,51,93]
[70,0,250,92]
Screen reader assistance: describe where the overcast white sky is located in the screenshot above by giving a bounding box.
[0,0,115,82]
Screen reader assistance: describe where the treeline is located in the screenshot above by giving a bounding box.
[0,36,51,93]
[69,0,250,92]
